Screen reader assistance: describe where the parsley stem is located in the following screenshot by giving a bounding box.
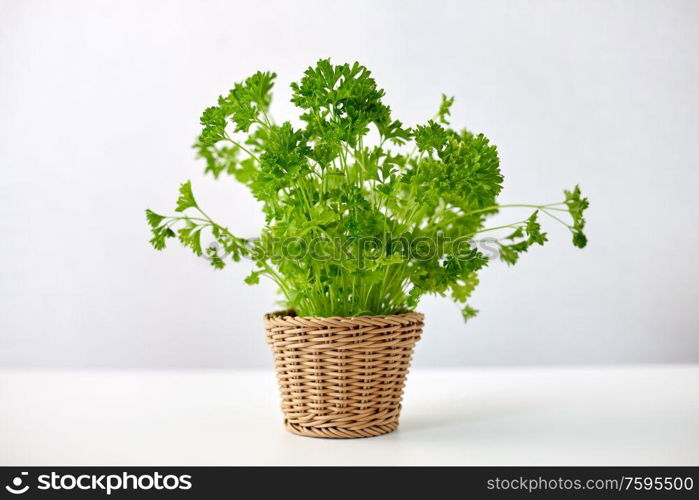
[539,208,573,229]
[260,111,273,128]
[475,220,528,234]
[223,133,260,163]
[461,203,566,217]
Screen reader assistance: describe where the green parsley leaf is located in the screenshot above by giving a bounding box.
[145,209,165,229]
[437,94,455,125]
[175,181,198,212]
[414,120,447,153]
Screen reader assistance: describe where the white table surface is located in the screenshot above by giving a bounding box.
[0,366,697,466]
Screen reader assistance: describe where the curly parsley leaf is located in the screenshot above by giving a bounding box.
[525,211,548,246]
[175,181,197,212]
[414,120,447,154]
[145,209,165,229]
[177,219,203,256]
[437,94,455,125]
[565,185,589,248]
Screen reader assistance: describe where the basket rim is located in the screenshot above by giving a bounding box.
[264,310,423,322]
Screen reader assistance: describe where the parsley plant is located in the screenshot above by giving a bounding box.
[147,60,589,320]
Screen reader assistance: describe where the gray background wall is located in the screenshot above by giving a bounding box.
[1,0,697,369]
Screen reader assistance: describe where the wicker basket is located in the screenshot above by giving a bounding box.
[264,311,424,438]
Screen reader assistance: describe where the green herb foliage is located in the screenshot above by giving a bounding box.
[147,60,589,320]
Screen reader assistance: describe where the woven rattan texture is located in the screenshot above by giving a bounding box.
[264,311,424,438]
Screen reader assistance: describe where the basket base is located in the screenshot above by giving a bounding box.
[284,419,399,439]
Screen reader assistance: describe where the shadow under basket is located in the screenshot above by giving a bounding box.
[264,311,424,438]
